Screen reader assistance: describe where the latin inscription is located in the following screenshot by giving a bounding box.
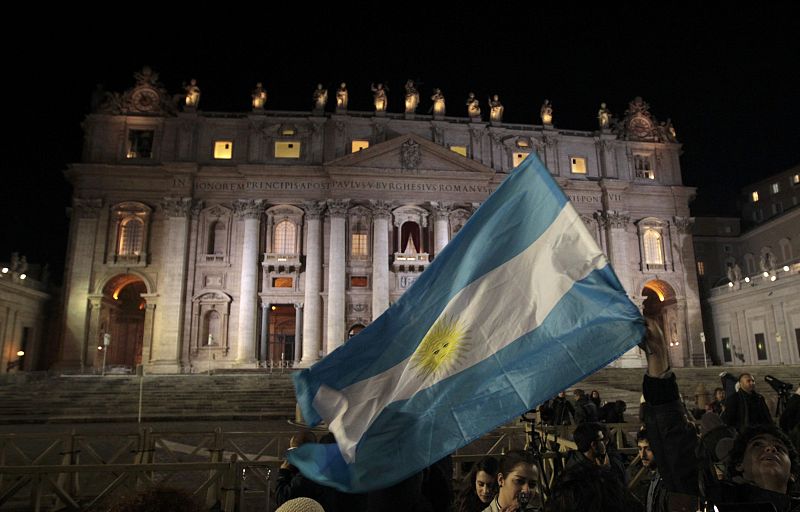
[191,178,495,195]
[567,193,623,203]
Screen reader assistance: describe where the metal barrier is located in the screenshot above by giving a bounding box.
[1,422,645,511]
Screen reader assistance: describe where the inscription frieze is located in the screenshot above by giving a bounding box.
[190,177,495,195]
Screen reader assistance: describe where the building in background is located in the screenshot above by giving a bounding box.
[694,163,800,366]
[58,68,702,373]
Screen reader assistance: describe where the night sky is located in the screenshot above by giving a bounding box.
[4,6,799,282]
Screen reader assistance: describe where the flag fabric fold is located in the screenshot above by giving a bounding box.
[289,153,645,493]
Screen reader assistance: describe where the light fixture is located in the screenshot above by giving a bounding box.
[770,275,777,282]
[98,346,103,350]
[271,305,277,311]
[19,273,27,280]
[763,272,769,278]
[1,267,8,273]
[728,282,734,288]
[784,265,790,272]
[16,350,24,357]
[744,277,750,283]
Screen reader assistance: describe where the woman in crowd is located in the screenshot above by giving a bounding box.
[482,450,541,512]
[455,456,499,512]
[590,389,603,409]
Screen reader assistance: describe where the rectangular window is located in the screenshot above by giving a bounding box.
[350,276,368,288]
[722,337,732,363]
[351,233,368,259]
[513,152,530,167]
[126,130,154,159]
[272,277,293,288]
[214,141,233,159]
[450,146,467,157]
[752,191,760,202]
[754,333,768,361]
[275,141,301,159]
[697,261,705,276]
[771,182,780,194]
[351,140,370,153]
[793,174,800,185]
[570,157,587,174]
[634,154,655,179]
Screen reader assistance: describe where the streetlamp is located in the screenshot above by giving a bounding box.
[6,350,25,371]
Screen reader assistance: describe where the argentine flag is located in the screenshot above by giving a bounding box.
[290,153,645,493]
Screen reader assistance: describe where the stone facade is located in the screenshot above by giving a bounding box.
[59,71,703,373]
[694,172,800,366]
[0,257,50,374]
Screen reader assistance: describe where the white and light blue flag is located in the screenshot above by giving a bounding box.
[289,153,645,492]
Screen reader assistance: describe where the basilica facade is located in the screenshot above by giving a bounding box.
[58,69,703,373]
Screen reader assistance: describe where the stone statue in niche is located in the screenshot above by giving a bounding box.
[312,83,327,111]
[466,92,481,119]
[252,82,267,110]
[598,102,611,129]
[540,99,553,125]
[430,88,445,117]
[488,94,504,123]
[371,83,388,112]
[184,79,201,108]
[760,252,774,273]
[404,79,419,114]
[336,82,348,110]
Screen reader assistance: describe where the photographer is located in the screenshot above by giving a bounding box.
[722,373,773,432]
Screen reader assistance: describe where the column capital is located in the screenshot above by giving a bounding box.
[430,201,454,220]
[673,216,694,234]
[326,199,350,218]
[369,200,394,220]
[160,197,194,218]
[302,200,326,220]
[603,210,630,229]
[73,197,103,219]
[234,199,266,220]
[294,302,304,310]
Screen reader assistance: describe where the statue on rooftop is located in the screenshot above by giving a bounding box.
[431,88,445,117]
[371,83,388,112]
[488,94,504,123]
[540,99,553,125]
[184,79,201,109]
[598,102,611,129]
[312,83,328,111]
[252,82,267,110]
[404,80,419,114]
[336,82,348,111]
[466,92,481,119]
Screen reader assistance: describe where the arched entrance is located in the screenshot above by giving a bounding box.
[642,279,684,364]
[268,305,296,362]
[99,275,147,369]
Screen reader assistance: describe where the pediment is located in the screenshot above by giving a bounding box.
[325,133,493,177]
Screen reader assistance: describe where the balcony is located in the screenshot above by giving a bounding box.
[263,253,302,273]
[392,252,430,272]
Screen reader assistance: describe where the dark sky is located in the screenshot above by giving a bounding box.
[4,6,799,280]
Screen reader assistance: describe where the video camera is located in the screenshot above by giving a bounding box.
[764,375,794,396]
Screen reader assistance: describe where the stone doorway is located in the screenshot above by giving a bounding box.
[267,304,296,363]
[99,275,146,369]
[641,279,684,364]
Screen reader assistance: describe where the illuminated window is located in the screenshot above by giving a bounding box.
[275,141,301,159]
[214,141,233,159]
[634,154,654,179]
[118,217,144,256]
[281,128,296,136]
[450,146,467,157]
[513,152,530,167]
[754,333,767,360]
[126,130,154,159]
[721,337,732,363]
[771,182,780,194]
[570,157,587,174]
[351,140,370,152]
[643,229,664,266]
[350,276,368,287]
[273,220,296,254]
[696,261,705,276]
[272,277,293,288]
[752,191,760,202]
[793,174,799,185]
[351,219,369,260]
[516,140,530,148]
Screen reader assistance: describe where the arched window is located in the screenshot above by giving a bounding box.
[118,217,144,256]
[351,220,369,260]
[207,221,227,254]
[203,310,220,346]
[273,220,296,254]
[401,222,421,254]
[643,229,664,266]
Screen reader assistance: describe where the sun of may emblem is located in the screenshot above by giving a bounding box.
[411,317,470,380]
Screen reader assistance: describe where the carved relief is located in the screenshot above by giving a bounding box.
[400,139,422,171]
[94,67,177,116]
[161,197,193,218]
[233,199,266,219]
[302,200,326,220]
[430,201,454,220]
[604,210,631,229]
[672,216,694,235]
[326,199,351,217]
[370,200,394,219]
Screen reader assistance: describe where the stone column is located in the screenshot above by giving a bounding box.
[673,216,704,367]
[300,201,325,367]
[61,198,102,370]
[234,199,265,364]
[87,295,103,369]
[370,200,392,319]
[260,302,270,364]
[326,199,350,354]
[294,303,303,363]
[431,201,452,257]
[149,198,193,373]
